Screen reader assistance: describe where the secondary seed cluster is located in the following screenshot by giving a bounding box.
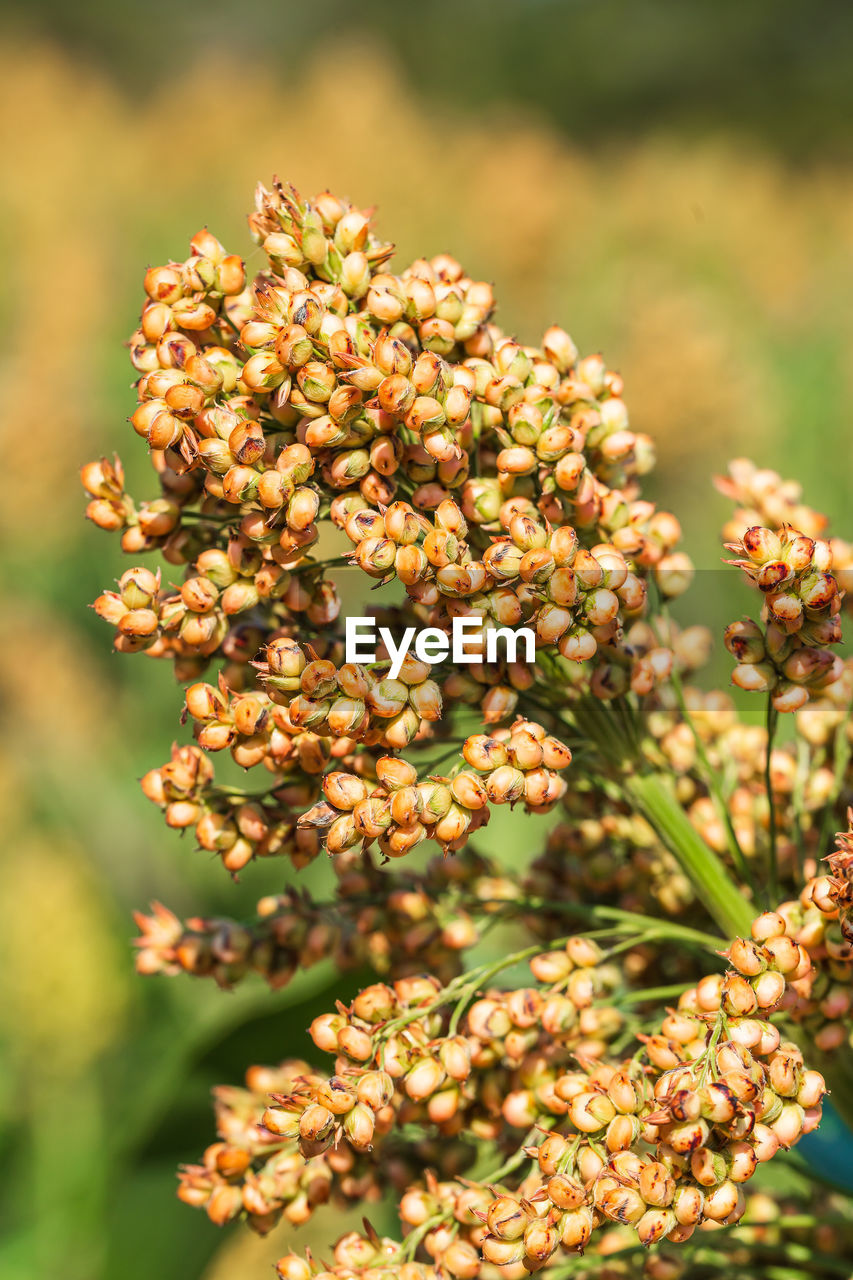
[725,524,843,712]
[339,497,683,675]
[140,738,327,873]
[182,910,823,1272]
[177,1060,377,1235]
[134,848,510,989]
[259,637,442,746]
[299,723,572,857]
[824,813,853,942]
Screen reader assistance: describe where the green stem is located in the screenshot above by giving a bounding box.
[650,598,755,893]
[668,660,756,894]
[616,981,693,1006]
[625,771,753,939]
[546,1245,647,1278]
[766,697,780,906]
[219,310,241,336]
[792,734,810,885]
[696,1009,727,1090]
[554,685,752,940]
[380,943,544,1047]
[290,554,353,575]
[176,509,236,525]
[201,895,724,970]
[482,1121,555,1185]
[817,699,853,858]
[602,930,659,959]
[504,897,725,952]
[447,948,543,1036]
[811,1044,853,1140]
[395,1213,447,1262]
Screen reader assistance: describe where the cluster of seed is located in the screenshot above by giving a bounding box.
[177,1060,384,1235]
[340,497,694,690]
[824,813,853,942]
[724,524,843,711]
[81,455,135,540]
[239,178,655,528]
[297,721,572,857]
[81,182,853,1276]
[276,1240,433,1280]
[556,616,707,710]
[82,179,702,712]
[718,458,853,628]
[84,219,351,676]
[745,816,853,1052]
[93,564,221,658]
[192,912,824,1271]
[195,937,620,1178]
[133,848,512,988]
[797,656,853,749]
[258,614,549,732]
[137,226,246,339]
[275,1181,853,1280]
[716,459,829,544]
[528,677,843,931]
[342,498,671,646]
[652,686,838,882]
[342,497,470,592]
[764,885,852,1052]
[258,637,442,748]
[483,521,649,653]
[91,546,338,686]
[179,1060,485,1244]
[139,741,328,873]
[530,805,694,925]
[472,922,822,1267]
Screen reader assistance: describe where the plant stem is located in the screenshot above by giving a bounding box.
[792,733,810,885]
[395,1213,447,1262]
[379,942,544,1047]
[503,897,725,952]
[552,681,753,941]
[616,981,694,1006]
[625,771,753,939]
[766,696,780,906]
[290,554,353,575]
[696,1009,727,1090]
[447,947,543,1036]
[482,1121,555,1184]
[667,658,756,895]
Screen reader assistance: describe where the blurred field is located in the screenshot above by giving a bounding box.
[1,16,853,1280]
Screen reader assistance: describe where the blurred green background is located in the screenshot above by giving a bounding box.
[1,2,853,1277]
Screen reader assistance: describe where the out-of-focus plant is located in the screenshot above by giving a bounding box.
[78,173,853,1280]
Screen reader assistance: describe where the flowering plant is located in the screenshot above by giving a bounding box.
[83,180,853,1277]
